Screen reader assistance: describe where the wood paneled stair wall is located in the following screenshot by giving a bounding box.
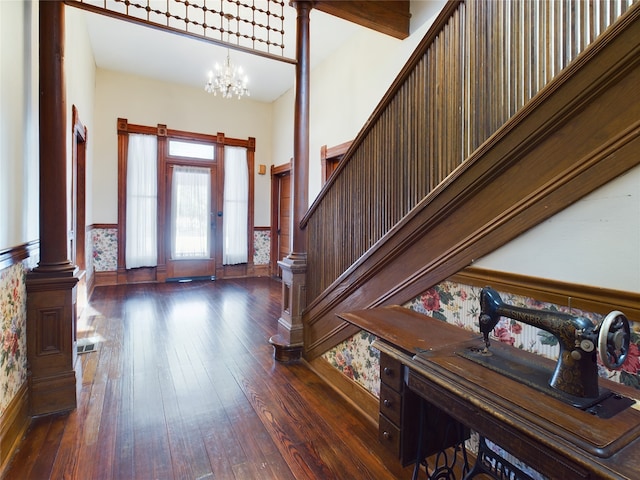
[302,0,640,360]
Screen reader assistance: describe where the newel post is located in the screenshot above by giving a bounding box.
[269,0,312,361]
[26,1,79,415]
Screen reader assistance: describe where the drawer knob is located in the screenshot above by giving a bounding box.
[383,399,392,408]
[382,431,391,440]
[383,367,393,376]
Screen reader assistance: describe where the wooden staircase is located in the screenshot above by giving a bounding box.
[301,0,640,360]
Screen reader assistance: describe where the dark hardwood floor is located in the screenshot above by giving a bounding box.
[4,277,414,479]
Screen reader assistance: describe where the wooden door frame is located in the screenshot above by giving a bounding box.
[71,105,87,271]
[270,160,292,276]
[117,118,256,283]
[320,140,352,186]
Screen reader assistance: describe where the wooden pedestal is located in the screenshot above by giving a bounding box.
[26,273,79,416]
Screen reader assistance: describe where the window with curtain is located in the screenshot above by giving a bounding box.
[223,146,248,265]
[171,165,211,259]
[125,133,158,268]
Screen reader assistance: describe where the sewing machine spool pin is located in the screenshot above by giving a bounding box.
[474,287,631,404]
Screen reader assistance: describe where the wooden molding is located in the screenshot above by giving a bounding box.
[305,357,378,428]
[0,382,29,476]
[89,223,117,230]
[0,241,39,271]
[314,1,410,40]
[452,267,640,322]
[320,140,352,186]
[94,271,118,287]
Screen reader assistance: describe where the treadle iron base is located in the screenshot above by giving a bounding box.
[463,436,536,480]
[457,346,634,418]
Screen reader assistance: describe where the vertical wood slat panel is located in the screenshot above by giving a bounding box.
[304,0,635,302]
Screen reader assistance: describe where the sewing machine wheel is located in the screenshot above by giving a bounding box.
[598,310,631,370]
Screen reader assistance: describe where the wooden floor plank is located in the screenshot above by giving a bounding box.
[4,278,414,480]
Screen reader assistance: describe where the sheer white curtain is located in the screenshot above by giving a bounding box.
[223,146,248,264]
[125,134,158,268]
[171,166,211,259]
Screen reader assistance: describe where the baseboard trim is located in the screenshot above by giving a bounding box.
[94,270,118,287]
[0,382,29,476]
[305,356,379,428]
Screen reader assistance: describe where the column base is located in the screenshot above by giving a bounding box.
[26,272,79,416]
[271,255,307,362]
[269,334,303,363]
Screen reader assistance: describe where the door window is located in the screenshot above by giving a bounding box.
[171,165,212,259]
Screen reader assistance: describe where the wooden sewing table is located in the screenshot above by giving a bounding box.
[337,306,640,480]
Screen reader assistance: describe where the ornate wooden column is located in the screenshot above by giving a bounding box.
[26,1,79,415]
[270,0,312,361]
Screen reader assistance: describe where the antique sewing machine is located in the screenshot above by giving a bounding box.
[461,287,634,416]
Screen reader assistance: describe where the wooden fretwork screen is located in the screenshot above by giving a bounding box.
[65,0,289,60]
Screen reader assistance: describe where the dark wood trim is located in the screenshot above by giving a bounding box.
[0,383,29,476]
[116,118,129,283]
[314,1,410,39]
[452,267,640,322]
[0,241,39,271]
[89,223,117,230]
[291,0,311,258]
[36,0,74,274]
[306,357,379,428]
[320,140,352,186]
[254,226,270,231]
[270,161,292,275]
[93,271,118,287]
[247,137,256,265]
[86,264,96,300]
[214,134,226,278]
[302,8,640,358]
[156,125,168,282]
[71,105,87,272]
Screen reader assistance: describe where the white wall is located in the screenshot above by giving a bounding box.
[65,6,97,227]
[0,0,39,249]
[476,166,640,293]
[92,70,274,226]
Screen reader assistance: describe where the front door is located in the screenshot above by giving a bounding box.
[165,142,218,280]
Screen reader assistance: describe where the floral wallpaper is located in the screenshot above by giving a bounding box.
[0,263,28,417]
[325,280,640,395]
[323,330,381,396]
[92,228,118,272]
[253,230,270,265]
[90,227,271,271]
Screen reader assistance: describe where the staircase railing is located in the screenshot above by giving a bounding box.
[302,0,636,306]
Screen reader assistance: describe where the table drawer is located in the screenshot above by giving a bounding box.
[380,382,402,425]
[379,413,401,457]
[380,353,403,391]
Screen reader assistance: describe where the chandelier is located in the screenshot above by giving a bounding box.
[205,14,250,99]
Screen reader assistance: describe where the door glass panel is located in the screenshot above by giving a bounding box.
[171,166,211,259]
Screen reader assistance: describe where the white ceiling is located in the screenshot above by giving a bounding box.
[81,6,370,103]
